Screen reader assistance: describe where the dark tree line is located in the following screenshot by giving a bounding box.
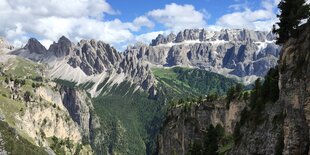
[273,0,310,44]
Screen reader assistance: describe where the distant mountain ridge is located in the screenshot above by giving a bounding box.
[6,28,280,98]
[127,28,280,84]
[150,29,275,46]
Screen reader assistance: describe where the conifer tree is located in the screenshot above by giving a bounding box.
[273,0,310,44]
[204,125,218,155]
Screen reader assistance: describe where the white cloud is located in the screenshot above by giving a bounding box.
[35,17,134,43]
[0,1,210,50]
[147,3,207,31]
[135,31,165,44]
[0,0,145,50]
[40,39,54,49]
[132,16,155,31]
[5,0,116,19]
[213,0,278,31]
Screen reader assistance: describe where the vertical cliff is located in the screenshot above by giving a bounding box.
[157,98,246,155]
[278,23,310,155]
[231,23,310,155]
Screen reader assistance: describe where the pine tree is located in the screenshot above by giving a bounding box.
[273,0,310,44]
[204,125,219,155]
[226,86,236,107]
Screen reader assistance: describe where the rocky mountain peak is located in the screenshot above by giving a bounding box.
[151,33,176,46]
[58,35,72,45]
[68,39,122,75]
[24,38,47,54]
[48,35,73,57]
[167,33,176,40]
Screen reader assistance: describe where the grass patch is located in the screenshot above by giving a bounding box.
[0,96,24,126]
[4,57,43,78]
[0,121,48,155]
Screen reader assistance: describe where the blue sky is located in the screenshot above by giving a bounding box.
[0,0,280,50]
[106,0,278,33]
[106,0,263,25]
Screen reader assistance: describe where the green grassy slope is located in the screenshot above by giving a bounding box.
[0,121,48,155]
[152,67,237,98]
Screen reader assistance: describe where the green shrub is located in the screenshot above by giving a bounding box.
[188,141,203,155]
[24,91,32,102]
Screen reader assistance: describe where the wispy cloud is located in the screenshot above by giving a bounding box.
[210,0,278,31]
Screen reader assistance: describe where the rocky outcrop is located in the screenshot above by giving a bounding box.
[229,102,284,154]
[25,38,48,55]
[66,39,122,75]
[60,86,93,140]
[10,83,93,154]
[48,36,74,57]
[157,100,245,155]
[151,33,176,46]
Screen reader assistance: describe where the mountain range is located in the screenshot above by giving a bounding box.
[0,28,281,155]
[13,28,280,96]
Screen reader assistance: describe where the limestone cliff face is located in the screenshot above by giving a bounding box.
[0,80,94,154]
[59,85,102,149]
[60,86,93,138]
[229,102,284,154]
[0,49,98,154]
[278,24,310,155]
[157,100,245,155]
